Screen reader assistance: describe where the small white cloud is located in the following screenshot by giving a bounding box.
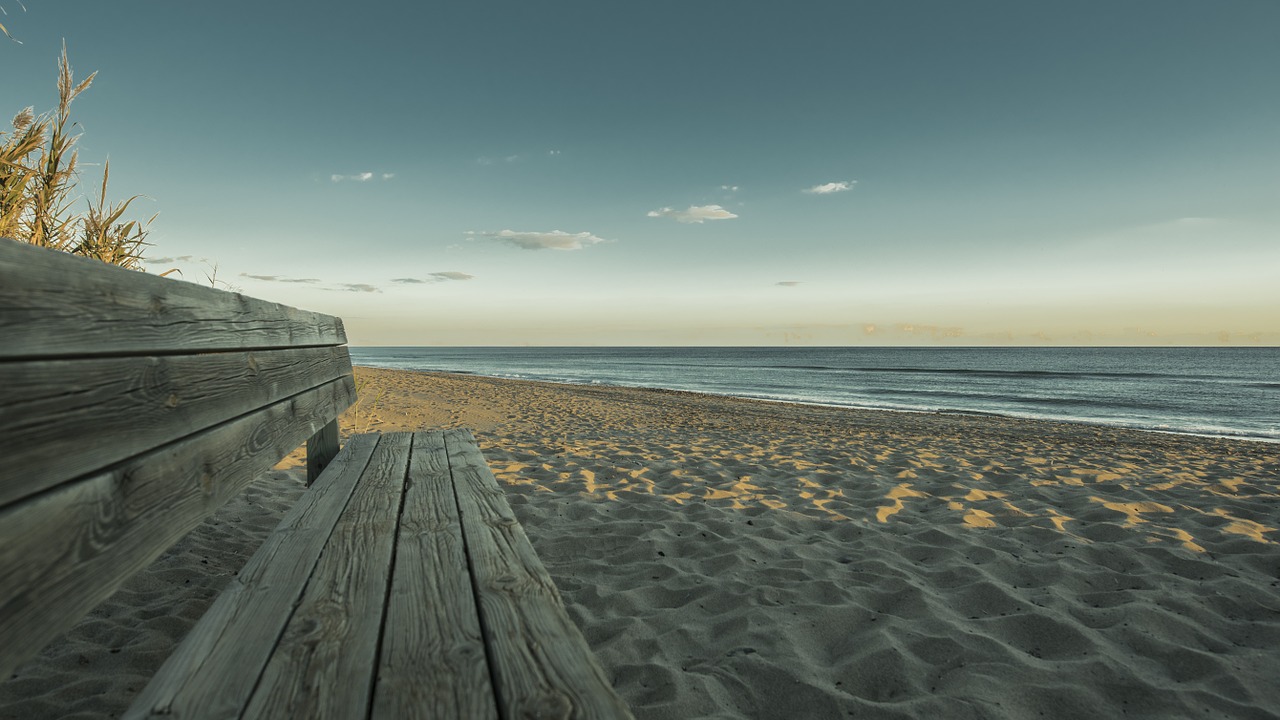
[392,272,475,283]
[776,281,801,287]
[804,180,856,195]
[721,185,739,192]
[466,229,610,251]
[338,283,380,293]
[646,204,739,224]
[331,171,391,183]
[430,271,473,281]
[477,155,522,165]
[548,149,561,156]
[240,273,321,284]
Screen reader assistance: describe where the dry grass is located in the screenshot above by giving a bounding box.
[1,44,155,270]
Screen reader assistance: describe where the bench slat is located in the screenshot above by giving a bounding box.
[0,346,354,509]
[0,238,345,359]
[371,431,497,720]
[245,432,410,719]
[445,429,633,719]
[0,376,357,681]
[123,433,381,720]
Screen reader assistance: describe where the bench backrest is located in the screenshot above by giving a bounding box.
[0,238,356,678]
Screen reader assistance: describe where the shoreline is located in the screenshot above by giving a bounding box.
[4,366,1278,719]
[359,365,1280,445]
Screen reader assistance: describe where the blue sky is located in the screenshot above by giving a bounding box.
[5,0,1278,345]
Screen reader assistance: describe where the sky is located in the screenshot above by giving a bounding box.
[4,0,1278,346]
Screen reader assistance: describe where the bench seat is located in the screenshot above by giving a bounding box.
[125,429,632,720]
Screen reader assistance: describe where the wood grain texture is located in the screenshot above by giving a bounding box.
[0,376,357,681]
[371,431,497,720]
[0,346,354,509]
[0,237,345,359]
[445,428,634,719]
[122,433,381,720]
[243,432,411,720]
[307,420,341,486]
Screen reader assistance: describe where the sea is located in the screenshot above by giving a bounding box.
[349,347,1279,443]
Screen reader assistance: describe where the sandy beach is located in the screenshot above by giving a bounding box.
[4,366,1278,719]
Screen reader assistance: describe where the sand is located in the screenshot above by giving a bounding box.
[3,366,1278,719]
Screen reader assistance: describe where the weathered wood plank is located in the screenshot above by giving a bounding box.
[0,376,357,680]
[243,432,411,719]
[0,237,345,359]
[122,433,380,720]
[371,431,496,720]
[0,346,354,509]
[445,428,633,719]
[307,419,341,486]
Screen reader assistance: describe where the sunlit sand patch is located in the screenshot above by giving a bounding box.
[961,508,997,528]
[1215,512,1276,544]
[1151,478,1194,491]
[580,468,602,495]
[668,491,696,505]
[945,483,1031,523]
[703,487,739,502]
[1160,527,1207,553]
[910,454,945,470]
[1072,468,1127,483]
[1210,477,1246,496]
[1000,500,1033,517]
[1045,508,1075,534]
[810,496,849,521]
[876,483,928,523]
[1180,507,1279,544]
[1090,497,1175,526]
[964,488,1006,502]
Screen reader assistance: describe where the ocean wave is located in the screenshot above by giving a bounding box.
[767,364,1204,382]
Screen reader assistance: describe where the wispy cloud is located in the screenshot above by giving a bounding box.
[776,281,801,287]
[721,185,739,192]
[240,273,321,284]
[477,154,522,166]
[148,255,195,264]
[803,180,856,195]
[646,204,738,224]
[338,283,380,293]
[330,171,394,183]
[466,229,609,251]
[392,272,475,283]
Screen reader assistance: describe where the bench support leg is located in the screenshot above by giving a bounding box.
[306,420,340,486]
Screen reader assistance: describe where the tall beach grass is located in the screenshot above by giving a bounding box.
[2,45,155,270]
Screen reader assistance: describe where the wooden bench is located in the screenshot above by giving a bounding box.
[0,238,631,719]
